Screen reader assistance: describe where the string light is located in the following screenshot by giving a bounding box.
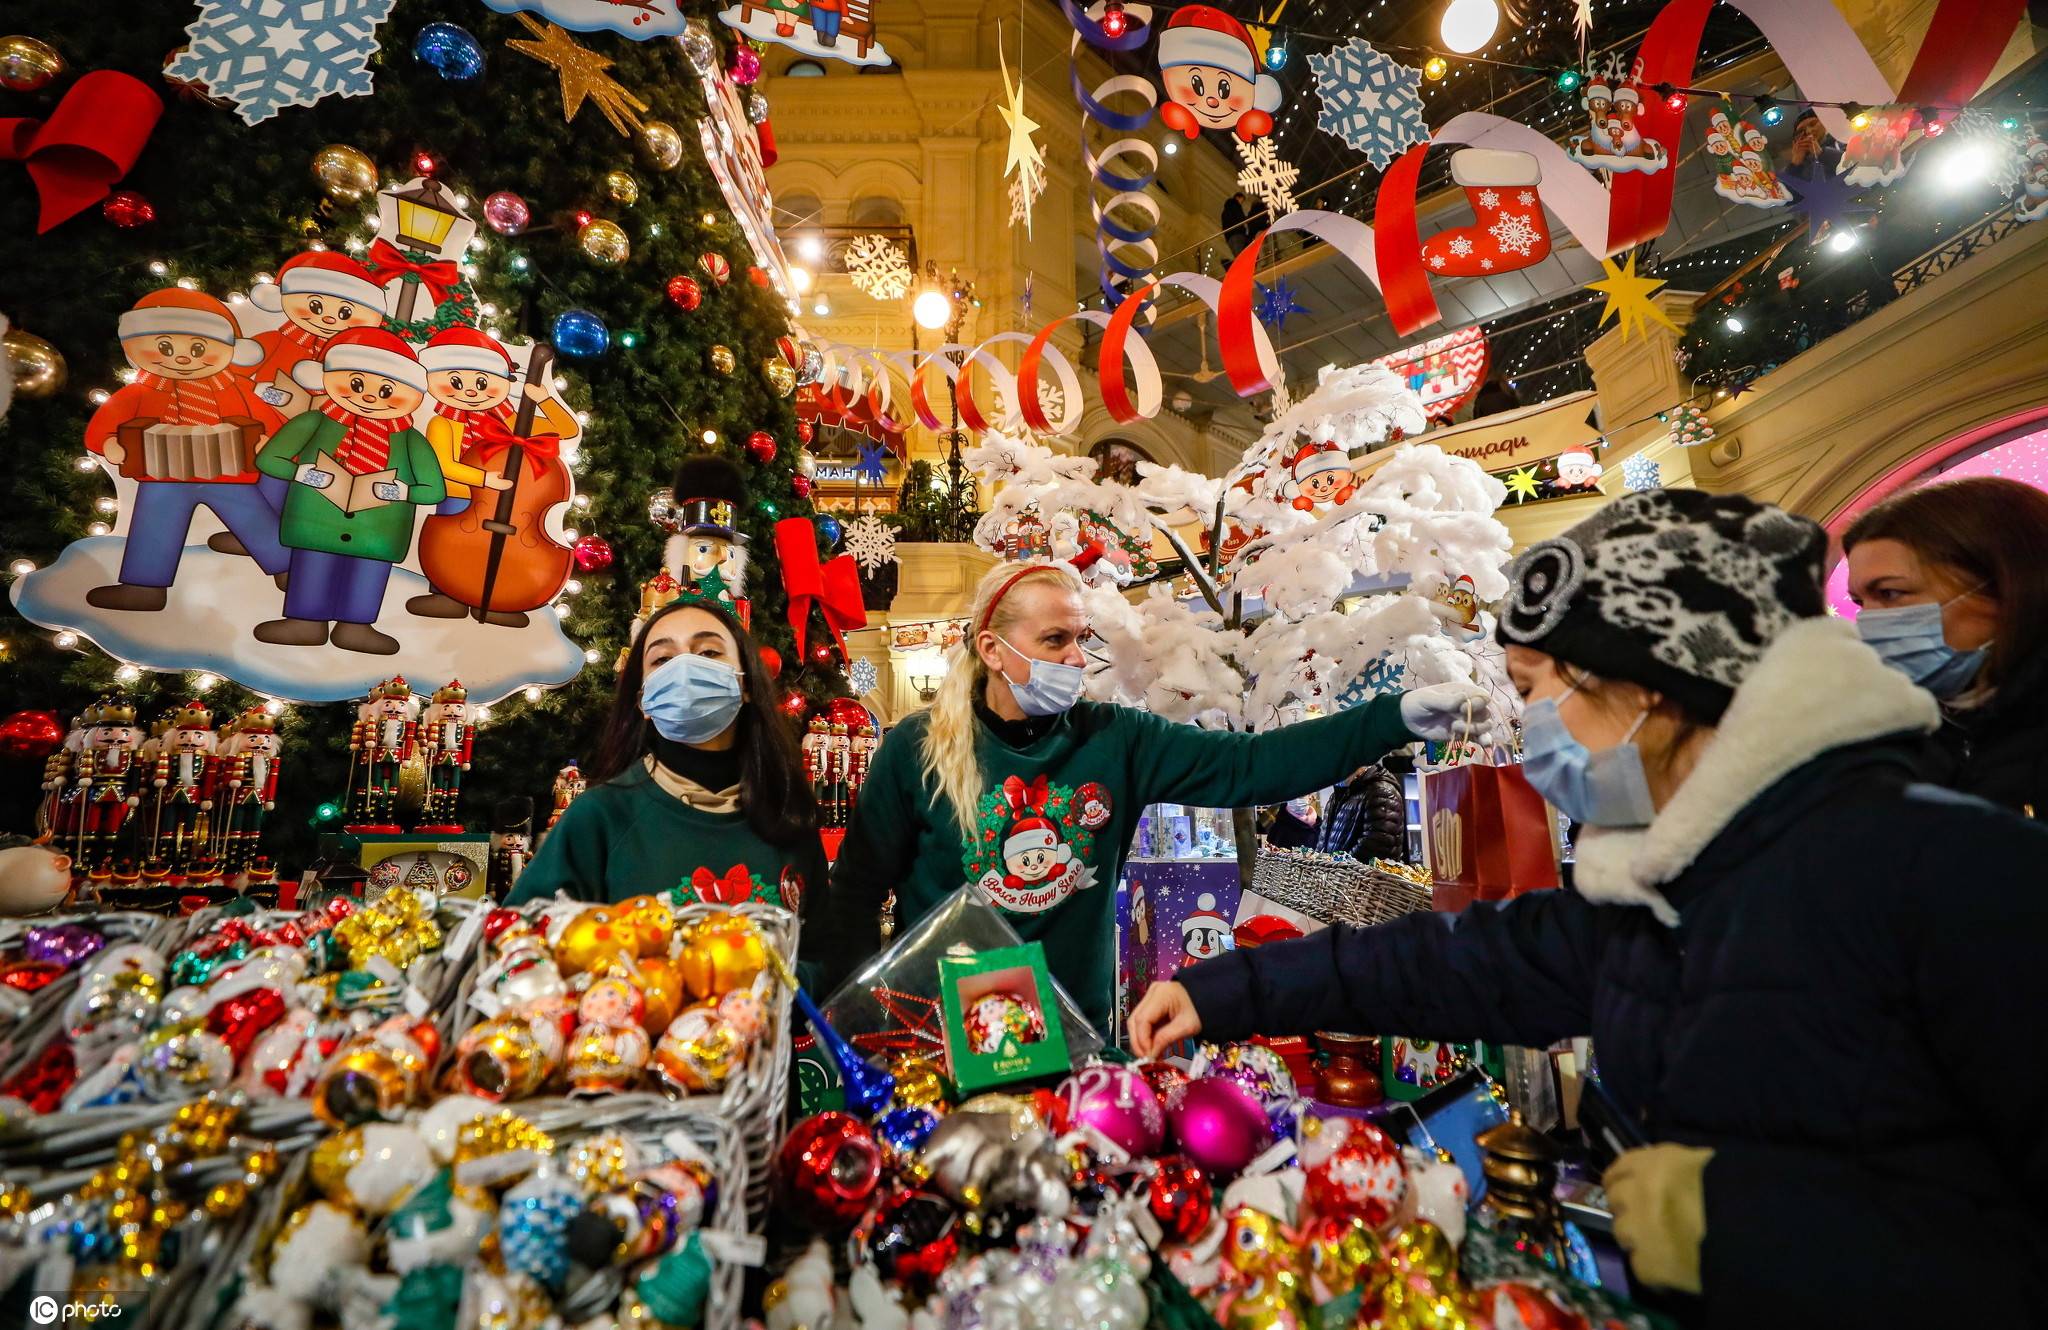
[195,673,219,692]
[1163,140,1179,156]
[701,428,719,444]
[585,648,602,663]
[88,522,110,536]
[148,260,168,276]
[8,559,34,576]
[524,686,542,702]
[1828,228,1859,253]
[1845,102,1872,131]
[1555,68,1582,92]
[116,664,141,683]
[1423,56,1450,82]
[55,631,78,649]
[76,454,100,469]
[1100,0,1130,38]
[1755,95,1784,126]
[263,699,285,715]
[509,254,530,273]
[1724,316,1744,333]
[476,705,493,722]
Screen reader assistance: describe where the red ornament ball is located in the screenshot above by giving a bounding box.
[855,1187,959,1289]
[757,647,782,679]
[699,252,732,285]
[665,275,703,311]
[570,533,614,573]
[776,1111,882,1229]
[747,266,770,287]
[1303,1117,1407,1229]
[0,710,65,760]
[791,474,813,500]
[796,419,815,445]
[102,191,156,229]
[1146,1155,1214,1243]
[823,698,873,731]
[781,692,810,719]
[745,431,777,464]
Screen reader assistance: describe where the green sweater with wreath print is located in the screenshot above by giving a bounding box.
[818,695,1416,1030]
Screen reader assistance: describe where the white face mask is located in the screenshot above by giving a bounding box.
[995,634,1086,716]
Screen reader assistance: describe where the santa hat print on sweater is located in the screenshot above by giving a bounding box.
[1004,815,1064,862]
[1158,6,1284,112]
[117,290,265,368]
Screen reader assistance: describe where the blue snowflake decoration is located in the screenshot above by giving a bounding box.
[854,441,891,487]
[848,657,879,697]
[1335,654,1408,709]
[1256,278,1311,332]
[1306,39,1430,168]
[168,0,396,126]
[1621,454,1662,492]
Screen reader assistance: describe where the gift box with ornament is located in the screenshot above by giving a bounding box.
[937,942,1068,1095]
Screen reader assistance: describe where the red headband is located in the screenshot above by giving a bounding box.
[976,565,1056,637]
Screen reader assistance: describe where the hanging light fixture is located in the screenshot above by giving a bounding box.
[912,287,953,330]
[1439,0,1499,54]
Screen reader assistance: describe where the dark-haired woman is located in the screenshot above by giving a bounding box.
[507,600,831,928]
[1844,475,2048,816]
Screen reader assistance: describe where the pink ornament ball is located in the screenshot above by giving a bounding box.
[571,533,614,573]
[1058,1063,1165,1157]
[483,190,531,236]
[730,44,762,85]
[1167,1075,1272,1175]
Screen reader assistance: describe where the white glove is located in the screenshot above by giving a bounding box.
[1398,681,1504,745]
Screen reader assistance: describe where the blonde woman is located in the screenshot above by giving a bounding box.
[815,560,1497,1027]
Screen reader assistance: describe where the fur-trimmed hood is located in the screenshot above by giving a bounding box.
[1572,618,1940,925]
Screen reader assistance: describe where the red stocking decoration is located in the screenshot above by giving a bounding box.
[1419,149,1552,278]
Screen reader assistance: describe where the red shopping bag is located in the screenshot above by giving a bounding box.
[1419,761,1560,912]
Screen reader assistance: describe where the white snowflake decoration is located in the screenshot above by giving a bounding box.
[1477,189,1499,208]
[167,0,396,127]
[1621,454,1662,492]
[847,657,880,697]
[1488,211,1543,257]
[1448,235,1473,257]
[843,234,914,301]
[842,513,898,572]
[1235,138,1301,217]
[1517,190,1536,206]
[1306,39,1429,169]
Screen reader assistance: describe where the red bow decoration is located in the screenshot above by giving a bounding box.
[366,238,461,303]
[691,865,755,906]
[465,417,562,479]
[1001,773,1052,817]
[2,71,162,234]
[774,517,866,661]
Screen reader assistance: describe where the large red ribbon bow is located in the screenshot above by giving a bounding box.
[2,71,162,234]
[774,517,866,660]
[465,417,562,479]
[366,238,461,303]
[690,865,755,906]
[1001,773,1052,817]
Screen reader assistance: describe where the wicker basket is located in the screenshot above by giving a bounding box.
[1248,846,1434,928]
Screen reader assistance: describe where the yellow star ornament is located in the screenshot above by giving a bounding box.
[1504,466,1543,503]
[1585,251,1678,342]
[998,31,1045,235]
[507,15,649,138]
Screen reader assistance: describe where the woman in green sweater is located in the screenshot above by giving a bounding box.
[508,600,834,941]
[818,561,1500,1029]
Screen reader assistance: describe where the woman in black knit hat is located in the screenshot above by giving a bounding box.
[1131,489,2048,1324]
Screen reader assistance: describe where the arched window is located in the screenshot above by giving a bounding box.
[850,196,904,227]
[778,192,825,229]
[1090,438,1155,486]
[786,59,827,77]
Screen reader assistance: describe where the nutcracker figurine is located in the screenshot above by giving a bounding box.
[849,720,878,814]
[349,676,419,832]
[546,760,585,832]
[824,722,852,829]
[418,680,473,832]
[147,701,220,882]
[69,698,143,881]
[38,712,85,836]
[217,709,283,874]
[801,716,830,801]
[489,797,534,898]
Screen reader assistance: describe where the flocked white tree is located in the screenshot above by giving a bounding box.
[966,364,1517,734]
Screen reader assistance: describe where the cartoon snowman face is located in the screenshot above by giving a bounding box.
[1163,64,1255,133]
[1008,844,1057,882]
[1299,465,1355,503]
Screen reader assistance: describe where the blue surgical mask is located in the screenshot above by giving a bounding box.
[1855,594,1988,699]
[642,652,744,744]
[1520,683,1657,829]
[996,634,1086,717]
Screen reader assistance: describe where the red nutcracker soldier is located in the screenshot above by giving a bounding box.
[146,702,220,882]
[801,716,830,804]
[348,676,419,832]
[824,722,852,829]
[70,698,143,883]
[38,712,85,837]
[217,709,284,875]
[848,720,878,812]
[417,680,473,833]
[546,760,585,832]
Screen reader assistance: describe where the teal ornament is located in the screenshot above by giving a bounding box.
[383,1264,464,1330]
[170,939,246,987]
[413,23,485,80]
[499,1171,583,1292]
[634,1232,712,1326]
[551,309,611,359]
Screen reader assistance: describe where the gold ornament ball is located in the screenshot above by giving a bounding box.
[641,119,685,170]
[604,169,641,206]
[203,1179,249,1218]
[634,953,683,1033]
[3,328,66,399]
[795,448,817,480]
[890,1052,952,1110]
[613,893,676,958]
[709,345,736,376]
[553,905,637,976]
[579,218,632,265]
[311,143,379,202]
[763,359,797,398]
[676,912,766,999]
[0,34,64,93]
[310,1128,366,1204]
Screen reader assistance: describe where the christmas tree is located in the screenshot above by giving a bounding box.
[0,3,832,866]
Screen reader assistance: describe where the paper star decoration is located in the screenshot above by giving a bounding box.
[853,441,892,486]
[998,33,1046,238]
[1586,252,1678,342]
[1573,0,1593,41]
[1503,466,1544,503]
[1783,168,1875,243]
[506,14,649,137]
[1255,278,1311,331]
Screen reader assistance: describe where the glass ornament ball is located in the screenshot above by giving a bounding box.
[709,345,737,375]
[310,144,378,202]
[796,420,815,445]
[699,252,732,285]
[792,474,814,500]
[551,309,612,359]
[603,169,640,206]
[730,44,762,85]
[412,22,485,80]
[681,24,717,74]
[745,431,777,464]
[578,218,631,265]
[3,329,67,399]
[763,360,797,398]
[746,92,770,125]
[797,348,824,386]
[571,535,614,574]
[795,448,817,480]
[102,191,156,229]
[817,516,843,546]
[640,120,685,170]
[665,276,703,312]
[482,190,531,236]
[0,34,64,93]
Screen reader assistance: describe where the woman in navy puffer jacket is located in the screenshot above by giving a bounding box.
[1131,490,2048,1327]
